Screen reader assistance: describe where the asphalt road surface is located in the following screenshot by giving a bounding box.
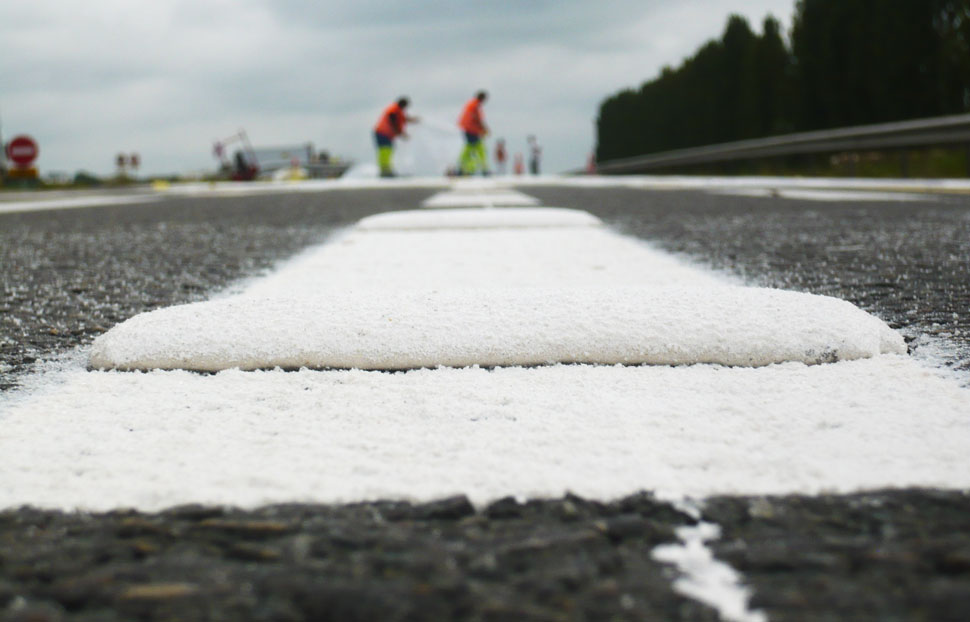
[1,183,969,621]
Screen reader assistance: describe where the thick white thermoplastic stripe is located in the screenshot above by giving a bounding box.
[2,203,968,513]
[2,358,969,512]
[240,226,729,297]
[88,287,904,372]
[88,203,903,370]
[356,207,601,230]
[421,189,540,208]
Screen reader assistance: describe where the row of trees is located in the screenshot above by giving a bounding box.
[596,0,970,162]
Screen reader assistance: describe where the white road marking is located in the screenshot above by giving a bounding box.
[2,357,969,512]
[242,222,729,297]
[89,287,903,372]
[0,194,160,214]
[356,207,601,230]
[654,522,767,622]
[708,187,934,202]
[2,174,961,217]
[421,188,540,208]
[513,174,970,195]
[1,202,968,514]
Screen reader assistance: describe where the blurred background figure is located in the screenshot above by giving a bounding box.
[514,153,524,175]
[374,96,419,177]
[494,138,507,175]
[458,90,489,175]
[528,135,542,175]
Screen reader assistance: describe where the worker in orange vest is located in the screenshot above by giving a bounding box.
[458,90,489,175]
[374,96,419,177]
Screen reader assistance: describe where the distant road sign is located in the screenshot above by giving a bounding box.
[6,135,39,167]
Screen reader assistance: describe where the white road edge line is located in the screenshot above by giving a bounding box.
[0,194,161,214]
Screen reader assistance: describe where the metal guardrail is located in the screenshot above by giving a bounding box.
[594,113,970,174]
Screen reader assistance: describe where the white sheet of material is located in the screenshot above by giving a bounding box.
[2,357,969,512]
[356,207,602,230]
[89,287,904,372]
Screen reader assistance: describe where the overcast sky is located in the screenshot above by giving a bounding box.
[1,0,795,178]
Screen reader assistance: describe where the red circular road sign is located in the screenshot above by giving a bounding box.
[6,135,39,167]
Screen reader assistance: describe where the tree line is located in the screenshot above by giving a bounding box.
[595,0,970,163]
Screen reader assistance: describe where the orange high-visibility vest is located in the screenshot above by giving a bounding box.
[375,103,406,138]
[458,99,486,136]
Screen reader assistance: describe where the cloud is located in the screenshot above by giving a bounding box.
[0,0,794,176]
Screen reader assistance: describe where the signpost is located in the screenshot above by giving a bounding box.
[4,134,39,180]
[114,152,142,181]
[6,135,38,167]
